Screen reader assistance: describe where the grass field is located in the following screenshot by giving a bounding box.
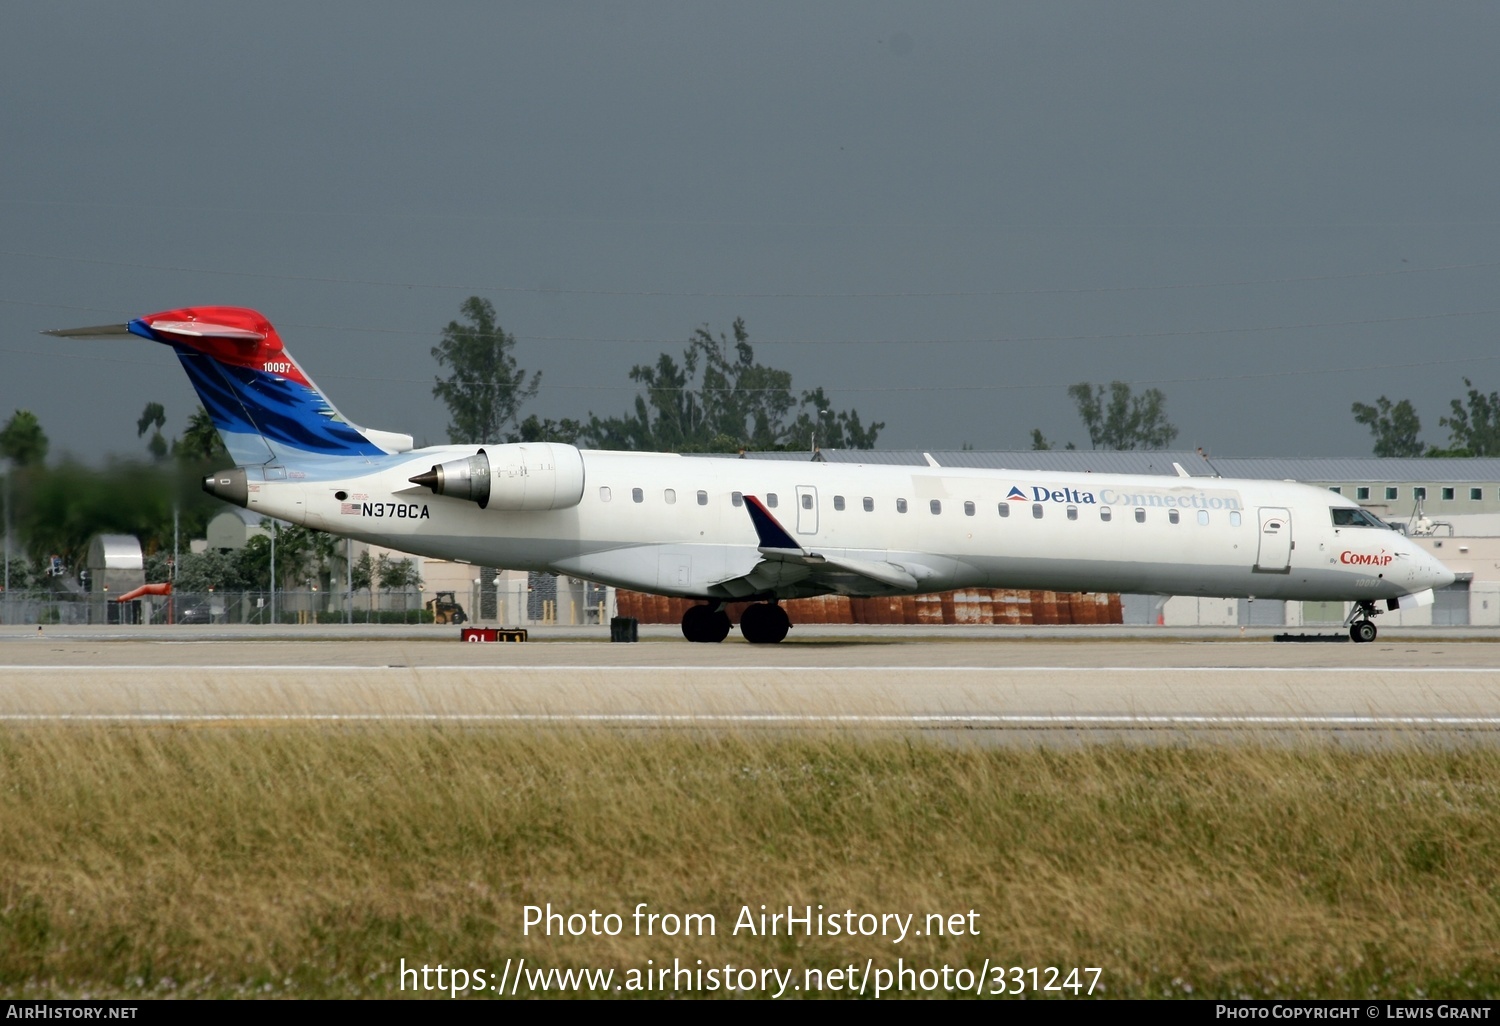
[1,727,1497,999]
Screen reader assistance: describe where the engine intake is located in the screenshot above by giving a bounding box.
[409,443,585,512]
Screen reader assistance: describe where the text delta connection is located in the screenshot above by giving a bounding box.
[1007,484,1244,511]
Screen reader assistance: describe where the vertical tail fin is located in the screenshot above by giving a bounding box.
[49,306,404,466]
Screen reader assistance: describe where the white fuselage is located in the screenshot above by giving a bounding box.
[236,447,1454,604]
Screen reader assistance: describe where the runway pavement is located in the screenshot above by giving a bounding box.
[2,624,1498,740]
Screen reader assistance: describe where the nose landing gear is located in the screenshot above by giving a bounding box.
[1345,600,1381,643]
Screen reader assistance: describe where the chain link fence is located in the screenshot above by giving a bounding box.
[0,589,431,626]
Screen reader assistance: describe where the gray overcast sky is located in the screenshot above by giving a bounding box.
[4,2,1498,462]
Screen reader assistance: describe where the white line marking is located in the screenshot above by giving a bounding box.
[5,665,1500,673]
[2,713,1499,726]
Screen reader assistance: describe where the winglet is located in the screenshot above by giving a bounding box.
[743,495,801,550]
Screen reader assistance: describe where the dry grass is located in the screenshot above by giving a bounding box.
[1,727,1498,998]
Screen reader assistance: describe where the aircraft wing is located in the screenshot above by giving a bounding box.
[710,495,920,599]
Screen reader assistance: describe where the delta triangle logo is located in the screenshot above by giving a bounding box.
[1005,486,1027,501]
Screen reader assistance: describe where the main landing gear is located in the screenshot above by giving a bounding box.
[679,602,792,644]
[681,604,732,643]
[1345,600,1380,644]
[738,602,791,645]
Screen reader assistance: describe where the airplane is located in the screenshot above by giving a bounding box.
[47,305,1455,644]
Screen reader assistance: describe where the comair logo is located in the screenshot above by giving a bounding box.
[1340,551,1393,566]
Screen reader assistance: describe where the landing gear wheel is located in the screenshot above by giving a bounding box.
[1349,620,1378,644]
[681,604,732,643]
[740,602,791,644]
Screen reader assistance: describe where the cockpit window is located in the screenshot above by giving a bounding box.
[1331,507,1386,528]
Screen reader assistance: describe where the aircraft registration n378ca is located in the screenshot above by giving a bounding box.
[48,306,1455,644]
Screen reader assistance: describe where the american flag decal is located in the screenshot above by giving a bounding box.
[340,502,360,515]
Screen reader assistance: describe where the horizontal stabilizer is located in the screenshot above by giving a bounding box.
[43,323,132,338]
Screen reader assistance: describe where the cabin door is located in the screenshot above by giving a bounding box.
[795,486,819,536]
[1253,507,1292,574]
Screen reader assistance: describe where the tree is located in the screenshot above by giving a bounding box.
[1065,382,1178,450]
[1439,378,1500,456]
[0,410,48,467]
[175,407,229,463]
[513,413,585,444]
[378,555,422,593]
[137,402,168,461]
[350,550,374,611]
[583,319,881,452]
[1351,396,1425,457]
[785,388,885,452]
[171,549,251,593]
[432,297,540,443]
[1028,428,1076,451]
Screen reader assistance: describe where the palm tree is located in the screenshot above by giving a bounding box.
[0,410,48,467]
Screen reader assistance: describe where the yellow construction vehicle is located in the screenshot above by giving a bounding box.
[425,590,468,625]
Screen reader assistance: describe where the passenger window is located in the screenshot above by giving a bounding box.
[998,503,1010,519]
[1197,510,1209,526]
[599,486,612,502]
[1100,506,1112,522]
[930,499,942,515]
[964,501,975,516]
[632,487,643,503]
[664,488,676,504]
[1032,503,1044,519]
[1066,505,1078,521]
[1134,508,1146,523]
[834,495,846,511]
[767,493,778,508]
[863,496,874,512]
[801,493,813,510]
[697,490,708,506]
[731,492,743,507]
[1230,511,1242,527]
[1168,510,1179,525]
[896,498,908,513]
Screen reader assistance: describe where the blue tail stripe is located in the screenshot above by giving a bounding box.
[171,345,383,461]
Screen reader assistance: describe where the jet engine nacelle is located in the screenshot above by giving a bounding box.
[410,443,585,512]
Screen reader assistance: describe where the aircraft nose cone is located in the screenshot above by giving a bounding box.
[1424,552,1457,590]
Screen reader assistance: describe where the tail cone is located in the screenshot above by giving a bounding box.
[203,467,249,508]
